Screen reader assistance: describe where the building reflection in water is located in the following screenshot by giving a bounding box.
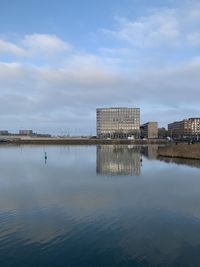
[141,145,158,160]
[96,145,141,176]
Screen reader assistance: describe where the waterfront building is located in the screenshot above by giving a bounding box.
[140,122,158,139]
[96,107,140,139]
[168,118,200,139]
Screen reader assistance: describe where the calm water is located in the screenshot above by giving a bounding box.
[0,145,200,267]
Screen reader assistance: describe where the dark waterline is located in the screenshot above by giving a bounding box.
[0,145,200,267]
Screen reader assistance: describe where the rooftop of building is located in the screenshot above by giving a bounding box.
[96,107,140,110]
[168,118,200,125]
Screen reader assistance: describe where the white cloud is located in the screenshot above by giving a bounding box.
[0,40,27,57]
[22,33,72,55]
[0,34,72,58]
[102,10,181,47]
[102,2,200,48]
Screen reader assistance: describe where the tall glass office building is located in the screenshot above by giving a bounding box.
[96,107,140,139]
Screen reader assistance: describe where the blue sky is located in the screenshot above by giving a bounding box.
[0,0,200,135]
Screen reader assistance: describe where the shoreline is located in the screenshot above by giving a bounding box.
[158,144,200,160]
[0,137,168,146]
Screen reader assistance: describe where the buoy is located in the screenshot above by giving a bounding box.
[44,152,47,164]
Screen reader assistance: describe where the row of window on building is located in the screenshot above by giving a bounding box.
[96,107,158,139]
[168,118,200,139]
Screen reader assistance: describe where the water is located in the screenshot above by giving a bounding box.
[0,145,200,267]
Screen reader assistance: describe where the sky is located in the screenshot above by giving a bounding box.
[0,0,200,135]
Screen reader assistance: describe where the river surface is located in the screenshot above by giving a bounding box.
[0,145,200,267]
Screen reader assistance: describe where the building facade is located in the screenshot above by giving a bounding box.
[19,130,33,136]
[0,130,9,135]
[140,122,158,139]
[96,107,140,139]
[168,118,200,139]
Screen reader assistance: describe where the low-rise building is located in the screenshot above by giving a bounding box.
[140,122,158,139]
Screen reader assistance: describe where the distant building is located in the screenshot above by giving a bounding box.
[96,107,140,139]
[35,133,51,138]
[0,130,9,135]
[168,118,200,139]
[19,130,33,136]
[140,122,158,139]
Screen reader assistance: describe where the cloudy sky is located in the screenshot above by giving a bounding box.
[0,0,200,135]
